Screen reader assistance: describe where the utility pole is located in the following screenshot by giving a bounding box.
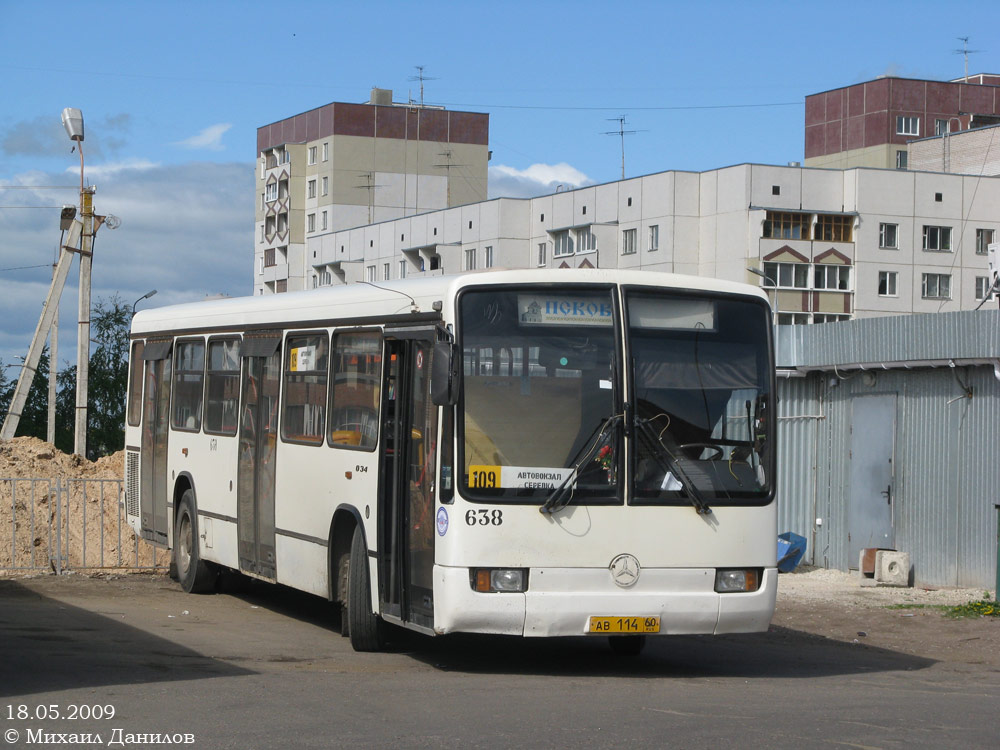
[75,186,94,457]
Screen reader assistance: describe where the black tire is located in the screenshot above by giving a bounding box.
[175,491,217,594]
[336,548,351,638]
[347,526,384,651]
[609,635,647,656]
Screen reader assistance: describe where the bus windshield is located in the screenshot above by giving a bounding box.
[459,288,619,501]
[627,289,773,504]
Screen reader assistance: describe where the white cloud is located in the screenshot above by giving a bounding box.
[488,162,593,199]
[0,161,253,367]
[68,159,160,178]
[171,123,232,151]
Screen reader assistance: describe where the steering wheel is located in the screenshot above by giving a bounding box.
[678,442,724,460]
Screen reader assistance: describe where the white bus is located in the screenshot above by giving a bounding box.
[125,269,776,654]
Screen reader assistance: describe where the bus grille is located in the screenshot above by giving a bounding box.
[125,450,140,519]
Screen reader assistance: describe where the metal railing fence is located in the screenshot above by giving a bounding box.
[1,477,170,574]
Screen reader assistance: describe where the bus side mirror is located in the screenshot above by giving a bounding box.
[431,342,460,406]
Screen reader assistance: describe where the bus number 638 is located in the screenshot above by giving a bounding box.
[465,509,503,526]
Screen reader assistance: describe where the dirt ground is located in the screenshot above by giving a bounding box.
[773,566,1000,667]
[0,436,166,570]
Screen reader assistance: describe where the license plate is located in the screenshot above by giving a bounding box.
[588,616,660,634]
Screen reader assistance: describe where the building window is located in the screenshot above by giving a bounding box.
[976,228,995,255]
[763,211,810,240]
[308,179,316,199]
[322,176,328,196]
[896,150,908,170]
[813,314,850,324]
[264,248,276,268]
[465,248,476,270]
[265,182,278,202]
[277,213,288,234]
[975,276,995,300]
[934,192,943,202]
[383,263,390,281]
[576,228,596,252]
[322,142,329,161]
[365,265,376,282]
[281,149,290,164]
[259,225,264,243]
[307,213,316,233]
[896,116,919,136]
[308,146,317,165]
[935,119,950,136]
[648,224,659,251]
[763,261,809,289]
[922,225,952,252]
[622,228,637,255]
[772,185,780,196]
[321,269,332,286]
[484,246,494,268]
[321,211,328,231]
[879,223,898,249]
[553,231,573,257]
[814,264,851,291]
[399,260,406,279]
[814,214,853,243]
[921,273,951,299]
[276,279,287,293]
[776,312,810,326]
[878,271,898,297]
[537,242,547,266]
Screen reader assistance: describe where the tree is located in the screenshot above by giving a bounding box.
[58,296,131,459]
[0,347,60,446]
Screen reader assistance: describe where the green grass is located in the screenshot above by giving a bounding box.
[885,592,999,618]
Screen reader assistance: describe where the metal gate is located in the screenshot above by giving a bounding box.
[1,477,170,574]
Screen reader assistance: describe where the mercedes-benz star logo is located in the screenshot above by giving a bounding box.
[609,553,641,588]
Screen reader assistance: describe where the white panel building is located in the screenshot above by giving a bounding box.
[306,163,999,323]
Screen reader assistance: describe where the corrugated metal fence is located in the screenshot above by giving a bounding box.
[1,477,170,574]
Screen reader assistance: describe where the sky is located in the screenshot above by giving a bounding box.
[1,0,998,371]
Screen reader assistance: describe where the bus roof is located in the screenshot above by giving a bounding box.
[130,269,768,336]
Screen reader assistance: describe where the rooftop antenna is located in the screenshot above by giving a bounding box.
[953,37,980,82]
[408,65,437,108]
[602,115,644,180]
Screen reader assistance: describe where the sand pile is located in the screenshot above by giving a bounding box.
[0,436,169,573]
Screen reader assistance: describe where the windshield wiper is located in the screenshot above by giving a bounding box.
[635,417,713,515]
[540,414,621,515]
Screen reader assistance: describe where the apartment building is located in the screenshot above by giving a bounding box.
[309,163,999,323]
[804,74,1000,170]
[909,122,1000,176]
[254,89,489,294]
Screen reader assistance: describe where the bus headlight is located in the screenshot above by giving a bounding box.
[714,568,761,593]
[471,568,528,593]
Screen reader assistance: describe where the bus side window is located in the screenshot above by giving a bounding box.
[204,338,241,436]
[171,339,206,432]
[329,331,382,450]
[281,331,329,445]
[127,340,144,427]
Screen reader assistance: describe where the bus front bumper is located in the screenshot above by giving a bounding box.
[433,566,777,637]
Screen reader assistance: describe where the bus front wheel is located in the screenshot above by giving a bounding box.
[175,491,217,594]
[347,526,385,652]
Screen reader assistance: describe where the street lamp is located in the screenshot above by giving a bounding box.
[747,266,777,321]
[62,106,94,457]
[132,289,158,316]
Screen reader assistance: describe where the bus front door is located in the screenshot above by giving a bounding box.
[237,339,281,580]
[379,334,438,631]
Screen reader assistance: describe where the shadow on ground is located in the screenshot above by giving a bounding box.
[0,579,253,697]
[220,575,937,680]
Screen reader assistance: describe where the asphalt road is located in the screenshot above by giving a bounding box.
[1,574,997,749]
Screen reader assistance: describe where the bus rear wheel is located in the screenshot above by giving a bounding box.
[175,491,217,594]
[347,526,385,652]
[608,635,646,656]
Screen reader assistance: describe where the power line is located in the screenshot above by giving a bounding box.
[433,100,801,112]
[0,185,78,190]
[0,263,52,272]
